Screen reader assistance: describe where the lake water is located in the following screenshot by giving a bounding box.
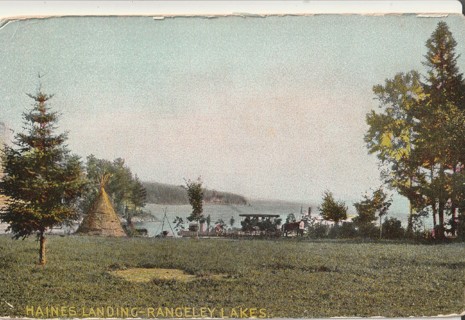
[137,200,312,237]
[138,199,422,237]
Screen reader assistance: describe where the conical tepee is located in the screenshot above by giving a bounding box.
[76,175,126,237]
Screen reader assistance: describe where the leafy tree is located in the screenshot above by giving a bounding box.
[184,177,204,237]
[318,190,347,225]
[82,155,113,214]
[382,217,405,239]
[353,195,377,227]
[107,157,134,214]
[366,71,424,233]
[0,90,86,265]
[354,187,392,238]
[129,174,147,222]
[83,155,147,228]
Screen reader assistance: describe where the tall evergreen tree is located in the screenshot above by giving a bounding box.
[0,90,85,265]
[423,21,465,108]
[418,21,465,238]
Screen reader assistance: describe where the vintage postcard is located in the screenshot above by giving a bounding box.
[0,1,464,319]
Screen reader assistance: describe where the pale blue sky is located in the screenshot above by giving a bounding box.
[1,15,465,216]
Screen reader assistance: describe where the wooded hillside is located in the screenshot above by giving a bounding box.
[143,182,248,205]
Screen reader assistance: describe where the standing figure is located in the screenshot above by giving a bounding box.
[298,220,305,237]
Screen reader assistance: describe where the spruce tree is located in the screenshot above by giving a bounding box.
[423,21,465,108]
[0,90,85,265]
[418,21,465,239]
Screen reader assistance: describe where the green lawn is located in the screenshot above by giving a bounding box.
[0,235,464,318]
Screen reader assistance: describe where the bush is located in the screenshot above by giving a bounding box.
[339,222,358,238]
[307,223,329,239]
[326,223,358,239]
[327,225,339,238]
[357,223,379,239]
[382,217,405,239]
[188,223,199,232]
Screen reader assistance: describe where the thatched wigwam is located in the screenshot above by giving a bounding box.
[76,175,126,237]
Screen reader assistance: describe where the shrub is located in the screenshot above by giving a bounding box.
[382,217,405,239]
[327,225,338,238]
[307,223,329,239]
[327,223,357,239]
[339,222,358,238]
[357,223,379,239]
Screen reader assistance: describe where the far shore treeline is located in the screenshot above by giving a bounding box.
[143,181,247,206]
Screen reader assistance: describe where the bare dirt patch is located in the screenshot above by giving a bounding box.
[110,268,196,283]
[109,268,231,283]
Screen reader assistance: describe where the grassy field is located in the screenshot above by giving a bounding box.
[0,235,464,318]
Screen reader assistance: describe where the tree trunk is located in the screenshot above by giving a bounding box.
[432,204,437,229]
[406,176,414,235]
[437,200,445,240]
[431,166,437,237]
[406,209,413,234]
[39,232,46,265]
[127,214,134,231]
[436,165,447,240]
[450,206,457,236]
[379,216,382,239]
[451,164,457,236]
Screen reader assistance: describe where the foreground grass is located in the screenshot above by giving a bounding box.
[0,235,464,318]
